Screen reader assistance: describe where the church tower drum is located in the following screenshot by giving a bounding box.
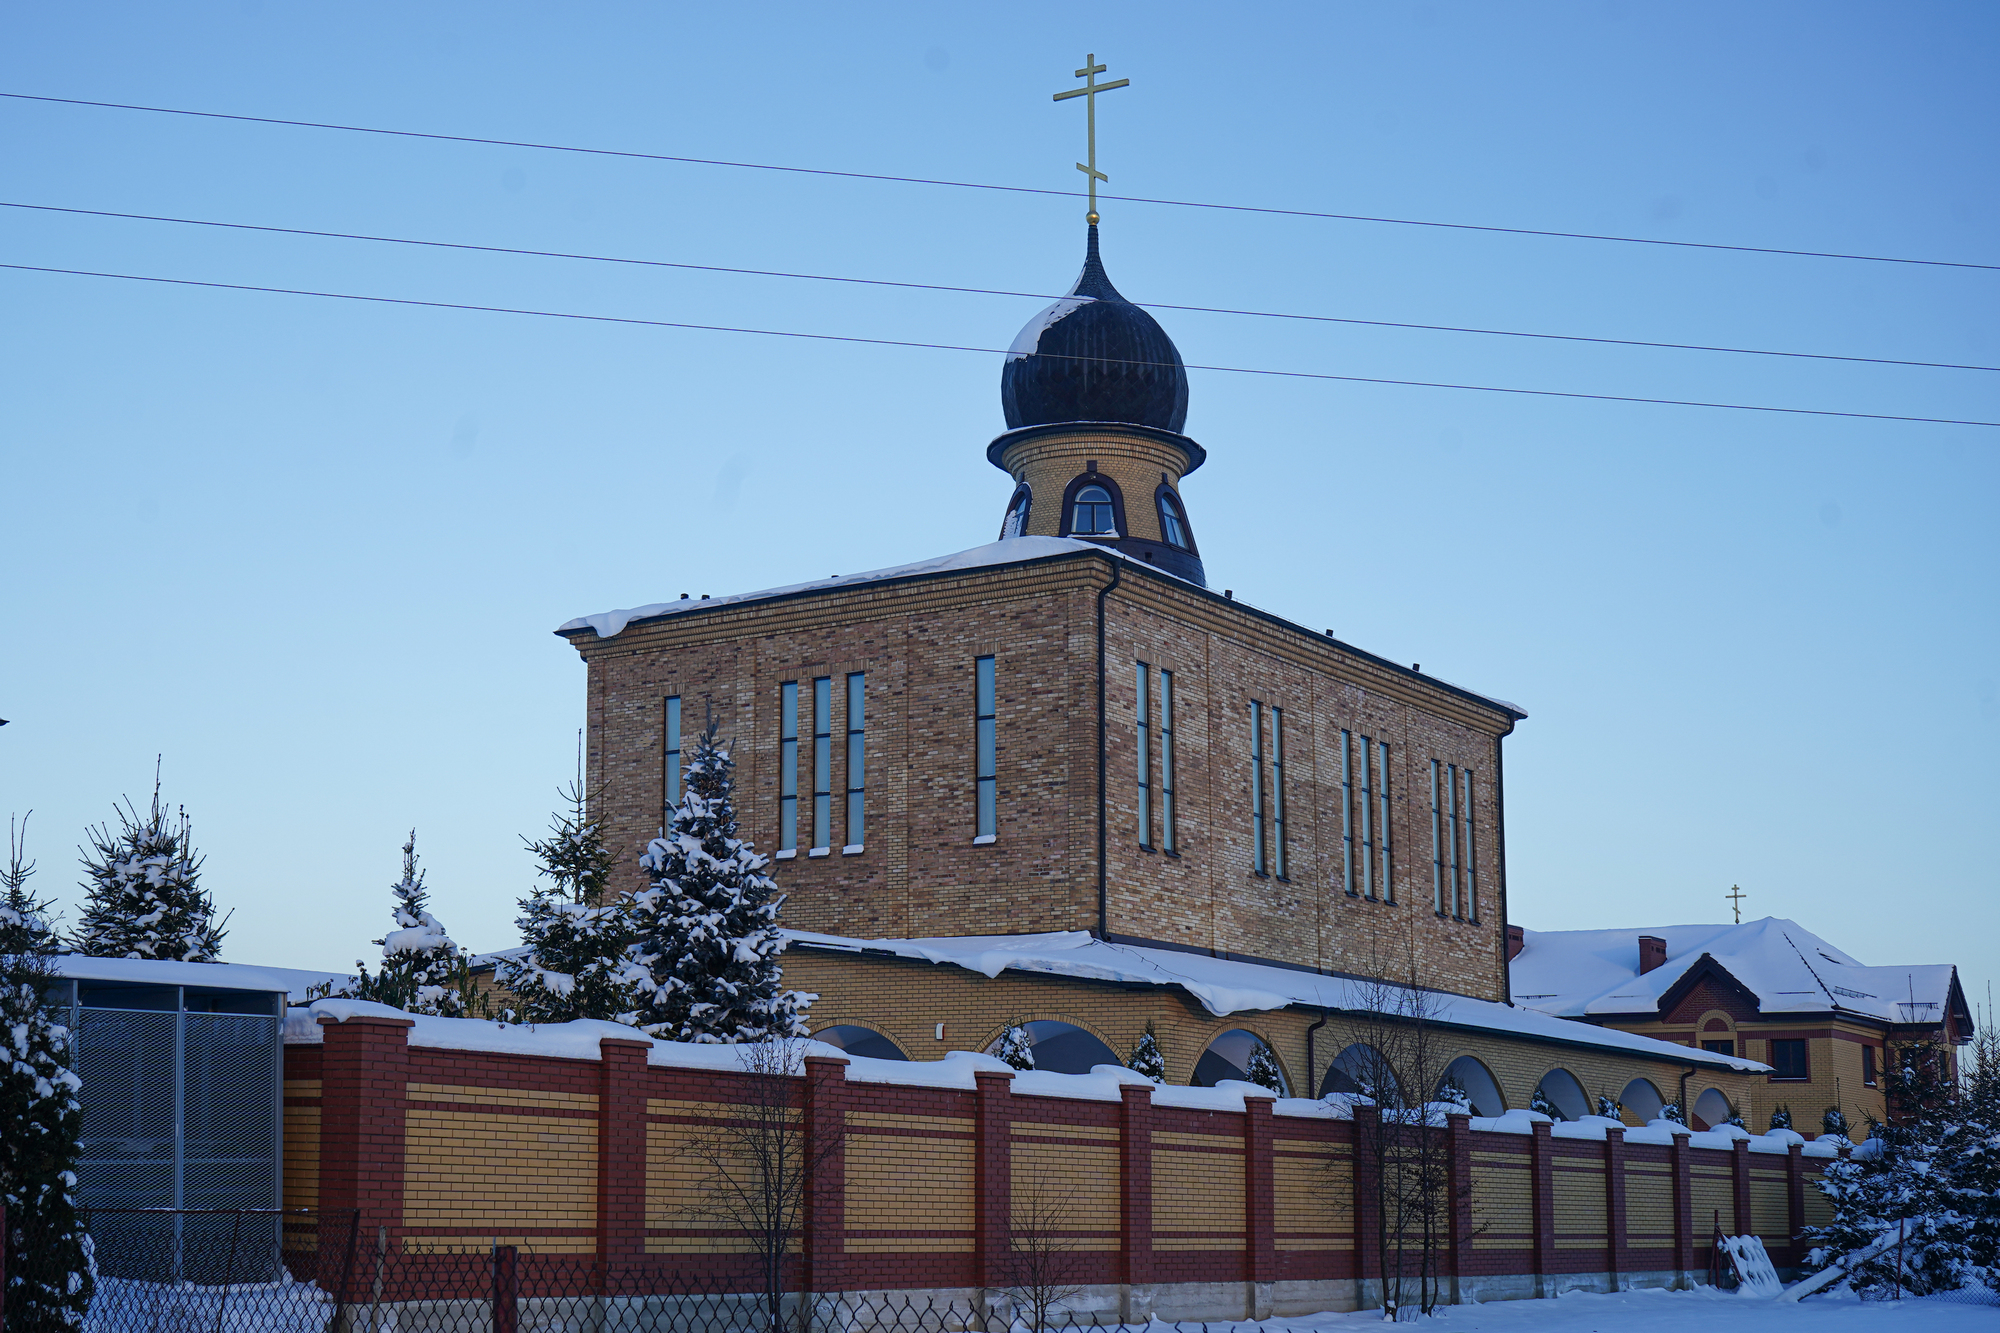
[991,225,1209,587]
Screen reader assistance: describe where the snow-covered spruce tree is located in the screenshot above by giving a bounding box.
[1769,1105,1793,1132]
[624,723,811,1043]
[1660,1101,1686,1125]
[1530,1088,1559,1118]
[2,814,93,1329]
[994,1024,1036,1071]
[1245,1043,1286,1094]
[1126,1022,1164,1082]
[1822,1106,1850,1138]
[1806,1037,1980,1296]
[72,775,224,961]
[500,771,638,1024]
[1949,1023,2000,1286]
[1596,1093,1624,1120]
[352,831,480,1017]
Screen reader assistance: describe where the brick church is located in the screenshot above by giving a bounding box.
[555,223,1759,1123]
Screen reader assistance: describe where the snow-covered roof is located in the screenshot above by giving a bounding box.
[1509,917,1966,1032]
[55,955,350,1004]
[555,536,1525,720]
[557,536,1109,640]
[784,928,1766,1074]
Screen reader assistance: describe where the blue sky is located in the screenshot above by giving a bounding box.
[3,3,1994,1016]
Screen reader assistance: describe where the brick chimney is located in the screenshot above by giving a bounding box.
[1638,935,1667,975]
[1506,924,1524,961]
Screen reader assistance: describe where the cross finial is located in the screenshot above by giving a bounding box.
[1053,53,1129,225]
[1726,883,1746,924]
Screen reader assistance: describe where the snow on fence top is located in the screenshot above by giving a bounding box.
[786,928,1770,1075]
[56,954,350,1003]
[291,998,1828,1154]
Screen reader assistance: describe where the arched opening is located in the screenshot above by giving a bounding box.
[1319,1042,1401,1104]
[1533,1068,1590,1122]
[1692,1088,1735,1131]
[1070,484,1117,535]
[1155,487,1195,552]
[998,485,1032,540]
[813,1025,908,1061]
[1437,1056,1504,1116]
[1192,1029,1288,1093]
[986,1020,1119,1075]
[1619,1078,1666,1124]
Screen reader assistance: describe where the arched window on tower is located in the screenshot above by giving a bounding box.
[1072,485,1117,536]
[999,486,1032,540]
[1156,488,1193,551]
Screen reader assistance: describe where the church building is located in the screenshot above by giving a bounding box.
[557,224,1761,1124]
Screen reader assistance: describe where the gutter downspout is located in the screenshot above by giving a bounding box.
[1305,1007,1330,1099]
[1096,559,1123,939]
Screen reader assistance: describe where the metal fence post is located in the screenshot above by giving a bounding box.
[493,1244,521,1333]
[367,1225,386,1333]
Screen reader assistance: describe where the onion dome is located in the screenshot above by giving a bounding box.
[1000,225,1189,433]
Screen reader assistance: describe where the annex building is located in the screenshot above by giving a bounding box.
[556,223,1763,1124]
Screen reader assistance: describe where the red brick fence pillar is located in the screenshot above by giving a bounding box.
[597,1038,651,1279]
[974,1070,1015,1294]
[317,1013,413,1259]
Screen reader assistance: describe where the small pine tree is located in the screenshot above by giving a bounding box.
[352,832,479,1017]
[1126,1022,1165,1082]
[1530,1088,1560,1118]
[1807,1037,1984,1296]
[1660,1101,1686,1125]
[1436,1080,1472,1113]
[1596,1093,1624,1120]
[1244,1043,1285,1094]
[501,764,637,1024]
[1,814,94,1328]
[625,723,811,1043]
[995,1024,1036,1070]
[1822,1106,1850,1138]
[72,772,224,961]
[1769,1104,1793,1131]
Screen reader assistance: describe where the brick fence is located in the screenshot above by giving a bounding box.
[284,1014,1837,1317]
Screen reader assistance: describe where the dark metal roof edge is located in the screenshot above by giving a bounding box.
[985,421,1208,475]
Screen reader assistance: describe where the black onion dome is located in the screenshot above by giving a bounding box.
[1000,226,1189,433]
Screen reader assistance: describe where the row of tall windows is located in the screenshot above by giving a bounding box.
[775,675,868,854]
[1342,731,1393,901]
[1135,664,1177,852]
[1249,700,1286,877]
[1430,760,1478,920]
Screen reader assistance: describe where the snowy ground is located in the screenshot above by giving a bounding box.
[1252,1288,1997,1333]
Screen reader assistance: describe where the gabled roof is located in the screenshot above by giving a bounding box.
[1509,916,1967,1035]
[783,928,1765,1074]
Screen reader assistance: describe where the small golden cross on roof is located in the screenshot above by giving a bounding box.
[1053,53,1129,224]
[1726,883,1746,924]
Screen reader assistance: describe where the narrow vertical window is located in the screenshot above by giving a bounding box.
[975,656,997,839]
[1430,759,1445,914]
[812,676,832,851]
[1446,764,1464,918]
[844,672,866,849]
[1272,707,1288,879]
[1459,767,1476,922]
[1377,740,1394,904]
[1159,670,1177,854]
[1136,663,1153,848]
[1341,730,1357,896]
[662,695,683,827]
[1359,736,1376,899]
[1250,701,1267,876]
[779,683,799,852]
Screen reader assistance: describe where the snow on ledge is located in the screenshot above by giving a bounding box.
[559,537,1110,640]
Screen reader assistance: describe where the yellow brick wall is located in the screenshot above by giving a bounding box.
[1624,1164,1674,1245]
[1151,1132,1244,1251]
[1272,1140,1352,1251]
[845,1111,975,1255]
[282,1079,320,1211]
[404,1083,598,1252]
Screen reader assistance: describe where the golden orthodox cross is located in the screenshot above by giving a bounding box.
[1726,883,1746,924]
[1053,54,1128,224]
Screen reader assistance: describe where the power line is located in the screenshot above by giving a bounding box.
[4,260,1993,429]
[6,90,1996,275]
[6,201,1991,375]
